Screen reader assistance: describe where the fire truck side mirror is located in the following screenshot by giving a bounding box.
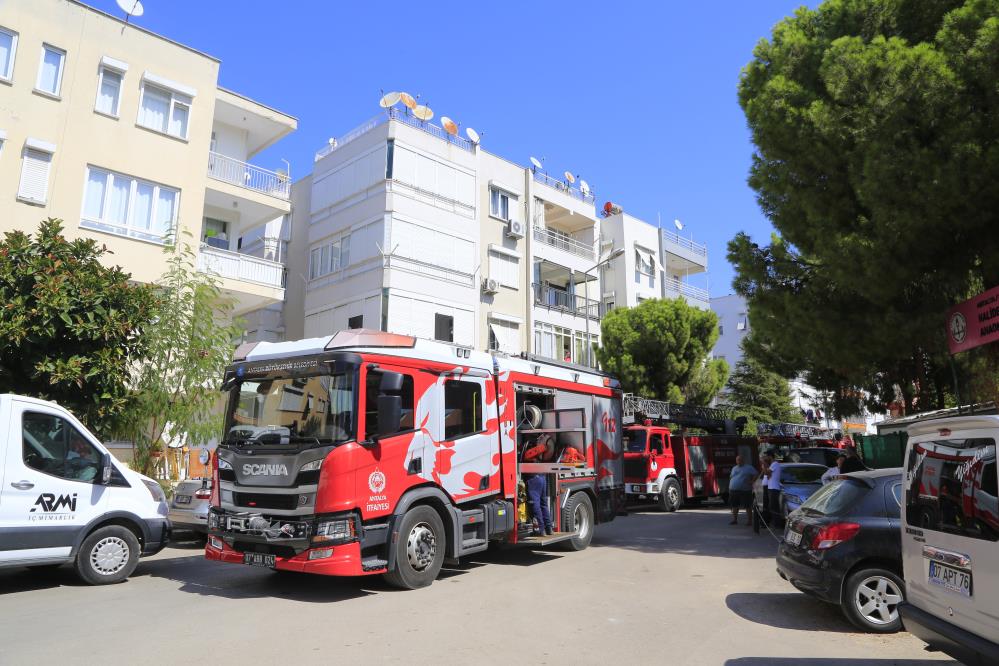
[379,371,405,393]
[376,395,402,437]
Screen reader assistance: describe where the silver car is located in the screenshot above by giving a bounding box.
[168,479,212,534]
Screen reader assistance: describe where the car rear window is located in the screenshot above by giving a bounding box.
[782,466,826,484]
[787,450,833,466]
[799,478,870,516]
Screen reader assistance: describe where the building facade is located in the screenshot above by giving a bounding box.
[0,0,296,318]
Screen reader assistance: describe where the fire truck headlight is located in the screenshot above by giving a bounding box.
[217,458,233,471]
[314,514,358,545]
[300,459,323,472]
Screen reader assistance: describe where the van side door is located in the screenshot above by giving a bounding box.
[0,401,109,564]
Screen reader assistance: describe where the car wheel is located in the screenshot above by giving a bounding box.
[75,525,140,585]
[842,567,904,633]
[383,506,445,590]
[559,492,594,551]
[660,478,682,512]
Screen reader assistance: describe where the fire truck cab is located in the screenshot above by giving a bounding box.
[204,330,624,589]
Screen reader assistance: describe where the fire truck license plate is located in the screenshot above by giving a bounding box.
[785,529,802,547]
[928,561,972,598]
[243,553,276,568]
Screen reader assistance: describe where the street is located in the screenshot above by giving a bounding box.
[0,506,956,666]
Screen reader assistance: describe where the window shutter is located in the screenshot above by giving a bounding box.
[18,148,52,203]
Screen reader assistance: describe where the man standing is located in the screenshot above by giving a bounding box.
[763,453,784,528]
[821,453,847,484]
[728,455,759,525]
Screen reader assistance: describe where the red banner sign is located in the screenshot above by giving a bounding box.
[947,284,999,354]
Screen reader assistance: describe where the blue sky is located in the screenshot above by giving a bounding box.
[89,0,810,297]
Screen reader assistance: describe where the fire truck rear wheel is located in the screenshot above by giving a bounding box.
[384,505,446,590]
[660,478,681,512]
[559,493,594,551]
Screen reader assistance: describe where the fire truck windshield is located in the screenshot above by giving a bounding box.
[623,430,648,453]
[223,372,355,449]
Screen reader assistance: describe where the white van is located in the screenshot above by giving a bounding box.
[0,394,170,584]
[899,415,999,665]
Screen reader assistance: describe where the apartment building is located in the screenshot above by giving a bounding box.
[599,212,710,311]
[0,0,296,320]
[284,105,607,367]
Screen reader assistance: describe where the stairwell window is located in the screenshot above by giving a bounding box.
[17,143,55,205]
[80,166,179,244]
[138,82,190,140]
[35,44,65,97]
[95,66,122,117]
[0,27,17,82]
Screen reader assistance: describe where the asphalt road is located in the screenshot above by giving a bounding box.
[0,506,958,666]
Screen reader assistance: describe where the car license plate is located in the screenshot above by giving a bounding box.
[785,529,802,547]
[243,553,276,568]
[175,495,191,504]
[928,561,972,597]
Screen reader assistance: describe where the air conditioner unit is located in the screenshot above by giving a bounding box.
[482,278,500,294]
[506,220,525,239]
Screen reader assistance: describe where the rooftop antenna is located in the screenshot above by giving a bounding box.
[529,156,543,172]
[465,127,480,145]
[579,179,591,197]
[116,0,144,27]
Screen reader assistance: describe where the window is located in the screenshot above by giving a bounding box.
[435,313,454,342]
[719,324,724,336]
[0,27,17,82]
[488,320,519,354]
[17,146,53,204]
[308,233,351,280]
[95,67,122,116]
[650,434,665,455]
[348,315,363,329]
[81,165,179,243]
[138,83,190,139]
[490,187,512,220]
[635,249,654,276]
[36,44,65,96]
[488,249,519,288]
[22,411,102,483]
[905,439,999,542]
[443,380,483,439]
[364,371,414,440]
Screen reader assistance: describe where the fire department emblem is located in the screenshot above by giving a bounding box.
[368,469,386,494]
[949,312,967,344]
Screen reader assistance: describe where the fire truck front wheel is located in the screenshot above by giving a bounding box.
[559,493,594,551]
[384,505,446,590]
[659,477,682,512]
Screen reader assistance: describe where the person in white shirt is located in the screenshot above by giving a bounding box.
[821,454,847,484]
[762,453,784,527]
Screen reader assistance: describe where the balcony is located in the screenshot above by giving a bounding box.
[533,225,596,261]
[661,229,708,273]
[664,279,710,307]
[197,245,285,290]
[533,171,595,204]
[207,152,290,200]
[533,283,604,321]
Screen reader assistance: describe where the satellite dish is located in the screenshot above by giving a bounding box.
[530,156,543,170]
[116,0,144,17]
[579,180,590,196]
[465,127,480,144]
[564,171,576,184]
[413,105,434,121]
[399,92,417,110]
[327,137,336,147]
[674,219,684,231]
[379,91,401,108]
[441,116,458,136]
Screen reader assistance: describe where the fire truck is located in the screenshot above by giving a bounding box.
[204,330,624,589]
[757,422,843,458]
[621,394,758,511]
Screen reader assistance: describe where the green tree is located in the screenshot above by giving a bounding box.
[597,298,726,404]
[724,357,802,430]
[0,219,157,431]
[733,0,999,414]
[117,242,242,476]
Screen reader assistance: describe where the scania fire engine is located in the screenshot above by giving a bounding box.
[205,330,624,589]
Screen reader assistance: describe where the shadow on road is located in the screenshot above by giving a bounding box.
[725,592,857,633]
[593,508,781,560]
[726,660,957,665]
[0,566,87,594]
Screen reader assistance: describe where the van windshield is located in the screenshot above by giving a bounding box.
[223,372,355,449]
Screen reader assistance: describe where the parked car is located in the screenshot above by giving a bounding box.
[753,463,828,522]
[776,468,904,633]
[786,447,844,468]
[168,478,212,535]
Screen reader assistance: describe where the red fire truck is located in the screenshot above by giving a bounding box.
[204,330,624,589]
[621,394,758,511]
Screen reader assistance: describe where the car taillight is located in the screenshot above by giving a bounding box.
[810,522,860,550]
[194,488,211,500]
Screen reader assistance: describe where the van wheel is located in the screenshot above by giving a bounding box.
[383,506,445,590]
[842,568,904,633]
[660,478,681,512]
[559,493,594,551]
[75,525,140,585]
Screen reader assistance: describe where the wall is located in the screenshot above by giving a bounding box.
[710,294,749,366]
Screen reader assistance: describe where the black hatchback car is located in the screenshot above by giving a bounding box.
[776,468,905,633]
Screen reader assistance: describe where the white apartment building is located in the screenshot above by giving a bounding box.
[599,212,710,310]
[0,0,296,320]
[711,294,749,366]
[285,105,607,367]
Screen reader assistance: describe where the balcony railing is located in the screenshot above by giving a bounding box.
[198,245,285,290]
[661,229,707,258]
[532,225,596,261]
[533,283,604,320]
[664,279,710,304]
[532,170,595,204]
[207,152,290,200]
[314,107,474,161]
